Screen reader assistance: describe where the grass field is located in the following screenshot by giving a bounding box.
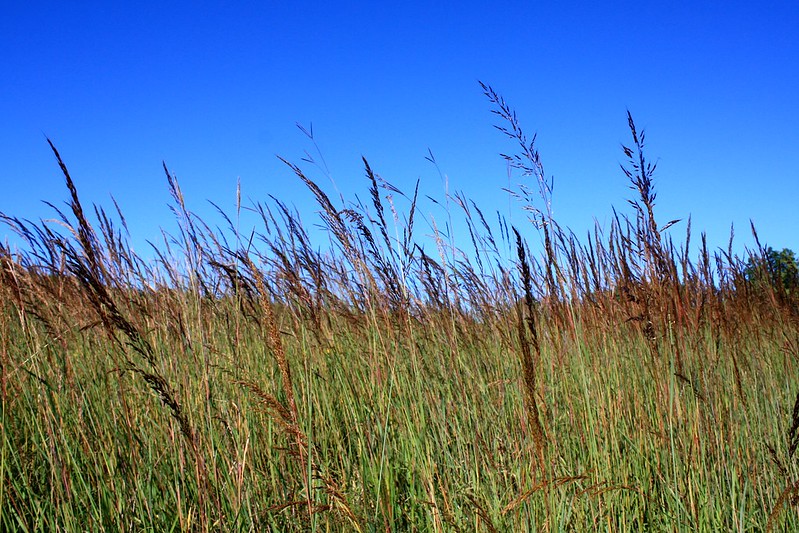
[2,89,798,531]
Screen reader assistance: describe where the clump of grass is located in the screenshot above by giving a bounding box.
[0,84,797,531]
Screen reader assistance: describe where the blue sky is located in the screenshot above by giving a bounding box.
[2,1,797,262]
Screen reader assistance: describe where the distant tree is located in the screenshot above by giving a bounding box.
[744,247,799,296]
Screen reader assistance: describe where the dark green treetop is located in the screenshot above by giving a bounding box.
[744,247,799,296]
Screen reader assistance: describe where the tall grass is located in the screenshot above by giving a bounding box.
[1,85,798,531]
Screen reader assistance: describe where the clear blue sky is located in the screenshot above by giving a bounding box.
[2,1,797,262]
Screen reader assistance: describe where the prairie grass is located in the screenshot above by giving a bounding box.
[1,86,798,531]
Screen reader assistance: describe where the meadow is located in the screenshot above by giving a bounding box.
[1,87,798,531]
